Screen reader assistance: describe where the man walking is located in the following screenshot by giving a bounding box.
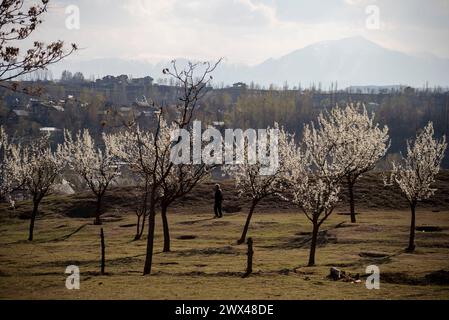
[214,184,223,218]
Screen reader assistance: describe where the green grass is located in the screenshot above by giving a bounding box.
[1,197,449,299]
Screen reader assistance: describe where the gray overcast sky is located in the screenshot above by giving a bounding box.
[30,0,449,65]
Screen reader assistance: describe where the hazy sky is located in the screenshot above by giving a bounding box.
[31,0,449,65]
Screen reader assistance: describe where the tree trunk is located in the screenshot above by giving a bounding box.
[134,214,141,240]
[135,183,149,240]
[348,177,356,223]
[94,194,103,225]
[407,202,417,252]
[143,195,156,276]
[134,212,147,240]
[161,205,170,252]
[242,237,253,278]
[308,223,319,266]
[237,200,257,245]
[100,228,105,275]
[138,213,146,239]
[28,200,39,241]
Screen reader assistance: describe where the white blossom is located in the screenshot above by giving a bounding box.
[105,119,176,185]
[0,126,14,199]
[285,118,347,266]
[385,121,446,251]
[320,103,389,178]
[1,127,27,204]
[316,103,390,222]
[223,123,295,244]
[63,129,121,224]
[17,133,65,199]
[13,133,65,240]
[287,122,343,225]
[104,116,181,238]
[388,122,446,204]
[223,123,294,201]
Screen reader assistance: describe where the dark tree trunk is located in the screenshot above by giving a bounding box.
[100,228,105,275]
[242,237,253,278]
[134,213,146,240]
[237,199,258,245]
[308,222,319,266]
[348,177,356,223]
[138,213,146,239]
[135,184,149,240]
[28,199,39,241]
[94,194,103,225]
[161,205,170,252]
[143,195,156,276]
[407,202,417,252]
[134,214,141,240]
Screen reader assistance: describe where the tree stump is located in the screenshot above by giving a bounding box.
[329,267,341,280]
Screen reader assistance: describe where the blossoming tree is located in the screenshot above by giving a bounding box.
[14,134,64,240]
[224,124,296,245]
[159,161,212,252]
[105,118,177,241]
[0,126,23,203]
[318,104,389,223]
[386,122,446,252]
[108,59,221,275]
[63,129,121,225]
[286,122,345,266]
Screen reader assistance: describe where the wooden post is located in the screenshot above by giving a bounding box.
[242,237,253,278]
[100,228,105,275]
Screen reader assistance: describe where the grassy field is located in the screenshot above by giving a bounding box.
[1,181,449,300]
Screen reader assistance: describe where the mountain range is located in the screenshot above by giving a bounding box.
[48,36,449,89]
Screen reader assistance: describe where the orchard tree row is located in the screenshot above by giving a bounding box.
[0,61,446,275]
